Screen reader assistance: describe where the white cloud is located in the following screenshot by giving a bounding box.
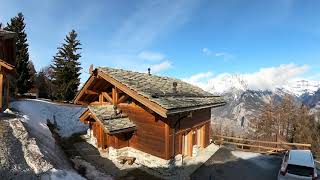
[150,60,172,73]
[137,51,165,61]
[202,48,234,60]
[183,64,311,93]
[202,48,211,55]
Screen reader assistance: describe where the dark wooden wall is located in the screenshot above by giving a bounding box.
[118,102,167,159]
[167,108,211,158]
[0,39,16,65]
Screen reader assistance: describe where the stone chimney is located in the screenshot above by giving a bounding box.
[89,64,94,74]
[173,82,177,93]
[148,68,151,76]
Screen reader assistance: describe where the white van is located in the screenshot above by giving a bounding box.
[278,150,318,180]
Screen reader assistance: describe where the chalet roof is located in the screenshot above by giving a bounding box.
[0,59,14,70]
[97,67,225,112]
[88,105,136,134]
[0,30,15,39]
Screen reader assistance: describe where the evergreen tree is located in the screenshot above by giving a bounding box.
[36,69,49,98]
[4,13,33,94]
[292,105,313,144]
[28,61,36,87]
[51,30,82,101]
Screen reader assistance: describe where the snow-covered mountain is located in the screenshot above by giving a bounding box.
[208,75,320,135]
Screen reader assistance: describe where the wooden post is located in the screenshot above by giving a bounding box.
[164,123,170,159]
[0,72,3,112]
[99,93,104,104]
[6,76,9,109]
[188,130,193,156]
[201,125,206,148]
[112,87,118,105]
[101,127,105,149]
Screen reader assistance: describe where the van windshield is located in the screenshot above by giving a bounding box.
[287,164,314,177]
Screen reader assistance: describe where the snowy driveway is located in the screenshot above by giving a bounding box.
[0,115,37,180]
[191,147,282,180]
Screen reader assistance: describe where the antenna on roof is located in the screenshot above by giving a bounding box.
[173,82,178,93]
[89,64,94,74]
[148,68,151,75]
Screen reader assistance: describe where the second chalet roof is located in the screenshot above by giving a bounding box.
[98,67,225,111]
[0,59,14,70]
[0,30,15,39]
[88,105,136,134]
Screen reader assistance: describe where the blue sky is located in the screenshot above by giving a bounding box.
[1,0,320,91]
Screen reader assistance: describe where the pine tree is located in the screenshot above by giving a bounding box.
[293,105,313,144]
[36,69,49,98]
[28,61,36,87]
[4,13,33,94]
[51,30,82,101]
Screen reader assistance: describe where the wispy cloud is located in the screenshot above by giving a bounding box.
[150,60,172,73]
[109,0,200,51]
[88,50,173,77]
[137,51,165,61]
[202,48,234,60]
[183,64,311,93]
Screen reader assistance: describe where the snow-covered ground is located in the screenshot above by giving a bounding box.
[1,112,85,179]
[2,99,118,179]
[11,99,87,137]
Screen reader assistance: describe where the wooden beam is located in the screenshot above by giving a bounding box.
[0,73,3,111]
[112,87,118,105]
[102,92,113,104]
[74,75,96,104]
[117,94,128,104]
[0,59,14,70]
[164,123,170,159]
[77,101,88,105]
[99,93,104,104]
[187,130,193,157]
[85,89,98,95]
[6,75,9,109]
[97,70,168,117]
[201,125,205,148]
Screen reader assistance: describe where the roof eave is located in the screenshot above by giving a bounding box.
[166,102,226,116]
[0,59,14,70]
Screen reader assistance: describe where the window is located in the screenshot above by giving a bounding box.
[287,164,314,177]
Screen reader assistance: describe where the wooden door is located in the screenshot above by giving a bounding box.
[182,131,193,156]
[182,133,188,156]
[197,127,202,147]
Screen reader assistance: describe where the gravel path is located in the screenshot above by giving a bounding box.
[0,116,37,180]
[191,147,282,180]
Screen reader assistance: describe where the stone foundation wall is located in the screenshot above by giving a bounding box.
[108,146,184,175]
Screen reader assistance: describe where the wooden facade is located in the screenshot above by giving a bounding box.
[75,67,225,160]
[0,30,15,112]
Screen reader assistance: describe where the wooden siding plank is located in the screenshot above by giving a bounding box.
[165,123,170,159]
[0,73,3,111]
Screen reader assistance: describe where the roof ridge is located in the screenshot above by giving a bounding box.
[97,66,182,81]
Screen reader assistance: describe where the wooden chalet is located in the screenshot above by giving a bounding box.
[0,30,15,112]
[74,67,225,160]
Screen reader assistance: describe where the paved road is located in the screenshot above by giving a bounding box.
[191,147,282,180]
